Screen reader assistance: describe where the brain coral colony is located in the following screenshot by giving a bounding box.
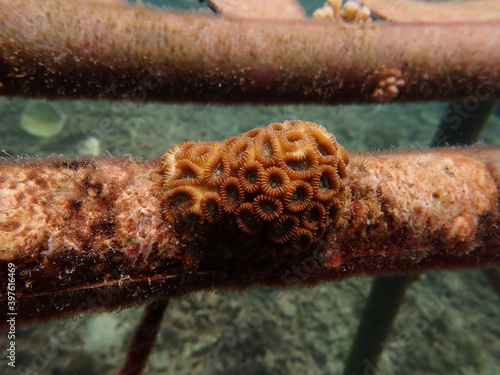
[152,121,350,277]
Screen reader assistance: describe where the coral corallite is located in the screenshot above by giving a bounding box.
[152,120,351,270]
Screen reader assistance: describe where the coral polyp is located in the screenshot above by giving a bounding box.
[152,121,351,268]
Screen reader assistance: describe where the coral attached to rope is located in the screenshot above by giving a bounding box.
[152,121,350,270]
[0,121,499,326]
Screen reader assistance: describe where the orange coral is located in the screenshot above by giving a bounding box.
[153,121,350,266]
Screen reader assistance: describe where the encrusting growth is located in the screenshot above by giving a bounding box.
[151,121,350,270]
[1,0,499,105]
[0,121,499,325]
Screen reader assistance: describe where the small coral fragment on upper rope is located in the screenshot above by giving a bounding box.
[313,0,371,22]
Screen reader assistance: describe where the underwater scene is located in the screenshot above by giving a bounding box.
[1,0,499,374]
